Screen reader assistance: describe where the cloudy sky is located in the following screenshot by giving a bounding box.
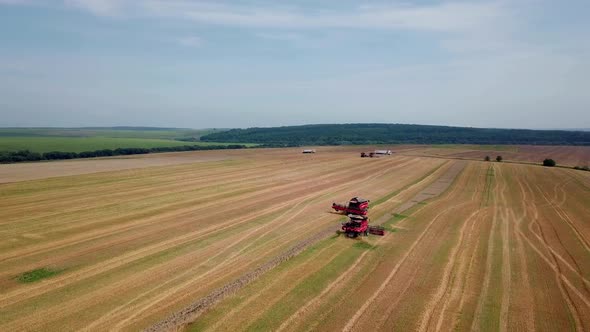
[0,0,588,129]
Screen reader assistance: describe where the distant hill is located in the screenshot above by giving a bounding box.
[200,123,590,146]
[0,127,227,140]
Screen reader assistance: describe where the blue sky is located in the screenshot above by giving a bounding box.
[0,0,589,129]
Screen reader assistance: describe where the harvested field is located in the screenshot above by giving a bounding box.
[403,145,590,167]
[1,146,589,331]
[0,150,233,183]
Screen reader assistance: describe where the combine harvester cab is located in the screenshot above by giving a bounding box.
[332,197,370,216]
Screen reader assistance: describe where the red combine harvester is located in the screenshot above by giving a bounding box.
[332,197,370,216]
[342,214,386,237]
[334,197,385,238]
[342,214,369,238]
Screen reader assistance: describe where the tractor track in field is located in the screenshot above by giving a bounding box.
[509,207,536,331]
[417,209,482,332]
[436,166,489,331]
[497,167,512,332]
[452,209,488,331]
[470,171,499,331]
[302,165,456,332]
[369,196,474,331]
[203,240,344,332]
[373,165,485,331]
[515,172,587,330]
[516,174,590,288]
[87,198,319,330]
[344,200,469,332]
[143,225,339,332]
[341,161,467,332]
[536,183,590,254]
[417,164,488,332]
[470,166,513,332]
[511,168,536,331]
[276,233,385,332]
[523,177,590,291]
[275,162,454,332]
[144,161,464,332]
[0,200,295,309]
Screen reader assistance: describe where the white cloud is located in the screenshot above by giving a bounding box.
[164,1,504,32]
[62,0,505,33]
[64,0,133,17]
[255,32,302,41]
[0,0,35,5]
[176,36,202,47]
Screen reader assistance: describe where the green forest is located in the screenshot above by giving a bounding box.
[200,124,590,146]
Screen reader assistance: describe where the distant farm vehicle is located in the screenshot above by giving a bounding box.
[360,152,375,158]
[302,149,316,154]
[374,150,392,156]
[332,197,370,215]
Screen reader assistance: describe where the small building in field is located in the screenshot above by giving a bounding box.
[302,149,316,154]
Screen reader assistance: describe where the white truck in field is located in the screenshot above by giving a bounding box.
[374,150,392,155]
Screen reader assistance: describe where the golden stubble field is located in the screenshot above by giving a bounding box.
[1,146,589,331]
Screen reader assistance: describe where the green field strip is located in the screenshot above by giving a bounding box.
[16,268,63,283]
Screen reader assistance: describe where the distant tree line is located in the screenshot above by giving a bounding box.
[200,123,590,146]
[0,145,247,163]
